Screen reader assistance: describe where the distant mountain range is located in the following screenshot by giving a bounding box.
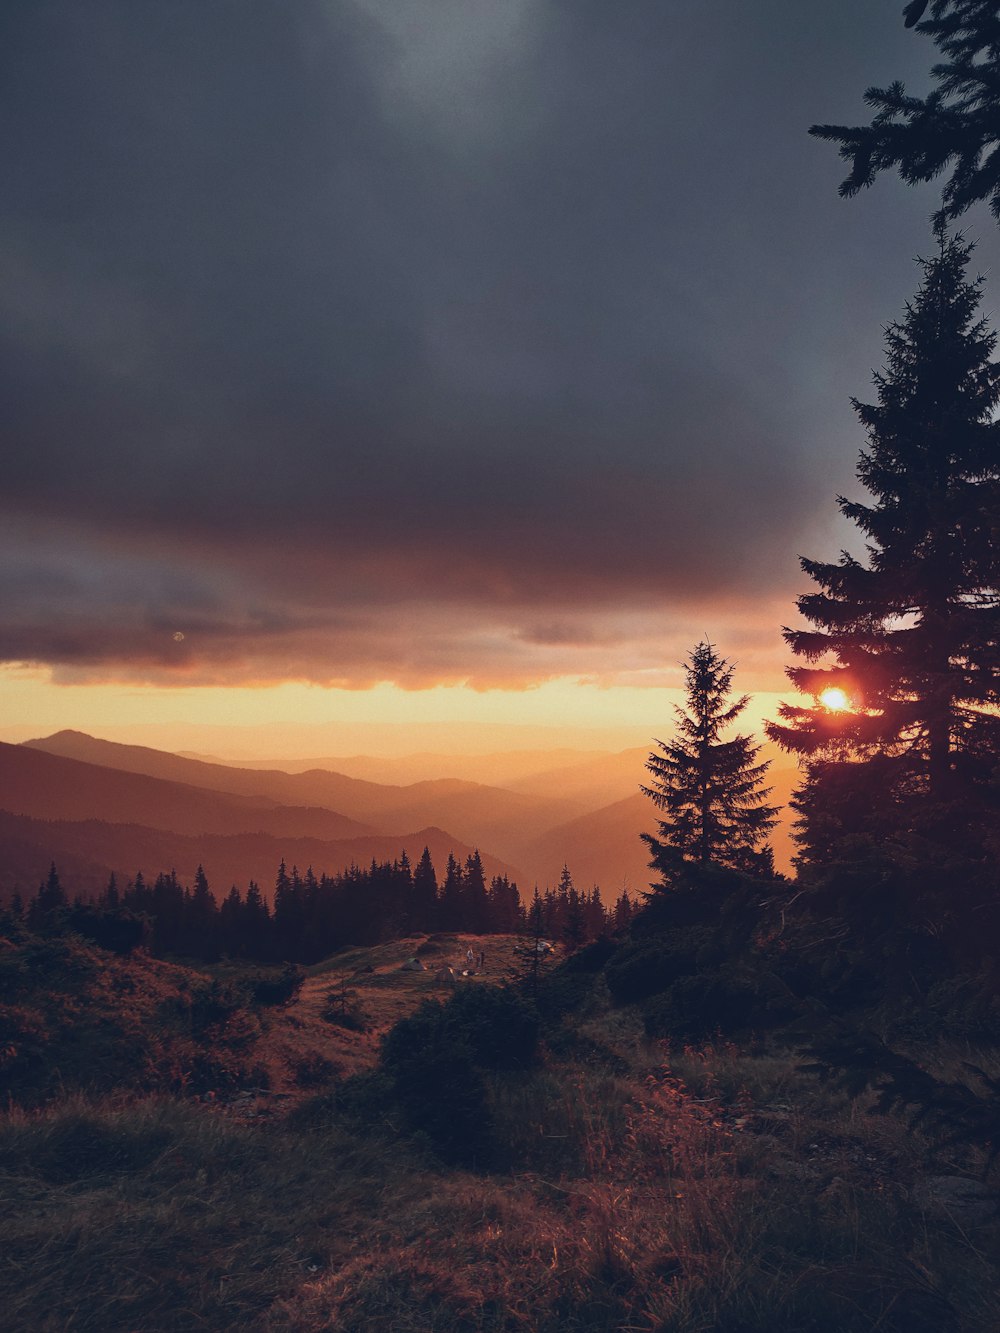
[1,741,374,841]
[21,732,583,866]
[2,730,800,902]
[0,808,514,902]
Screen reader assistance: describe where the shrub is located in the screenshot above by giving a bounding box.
[529,968,594,1021]
[178,980,243,1035]
[292,1052,340,1087]
[378,986,538,1166]
[642,965,799,1042]
[605,925,721,1004]
[13,1108,172,1185]
[383,985,539,1073]
[67,905,148,955]
[886,969,1000,1043]
[244,964,304,1007]
[562,936,618,973]
[389,1032,493,1166]
[320,998,368,1032]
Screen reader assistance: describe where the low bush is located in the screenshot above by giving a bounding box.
[320,993,368,1031]
[885,969,1000,1043]
[605,925,720,1004]
[383,984,539,1073]
[291,1052,340,1088]
[67,904,148,955]
[390,1033,493,1166]
[244,963,305,1007]
[642,964,799,1042]
[561,935,618,973]
[378,985,538,1166]
[176,979,244,1034]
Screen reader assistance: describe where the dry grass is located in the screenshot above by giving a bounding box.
[267,1037,1000,1333]
[4,936,1000,1331]
[248,933,540,1099]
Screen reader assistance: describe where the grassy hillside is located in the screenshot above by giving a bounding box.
[0,925,533,1110]
[3,920,999,1331]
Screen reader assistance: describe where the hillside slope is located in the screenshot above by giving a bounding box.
[0,742,374,841]
[24,732,583,859]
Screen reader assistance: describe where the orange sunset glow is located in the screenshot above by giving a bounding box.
[819,686,851,712]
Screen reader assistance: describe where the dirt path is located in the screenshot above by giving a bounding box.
[229,933,541,1114]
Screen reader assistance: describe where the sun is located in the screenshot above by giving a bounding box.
[819,687,851,712]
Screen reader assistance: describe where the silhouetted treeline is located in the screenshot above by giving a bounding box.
[8,852,635,965]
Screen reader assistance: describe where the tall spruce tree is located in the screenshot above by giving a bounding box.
[767,227,1000,827]
[461,850,489,931]
[642,641,777,881]
[438,853,463,930]
[412,846,438,928]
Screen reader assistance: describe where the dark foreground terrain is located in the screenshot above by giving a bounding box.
[2,922,1000,1332]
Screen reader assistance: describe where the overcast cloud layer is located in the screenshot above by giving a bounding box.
[4,0,998,689]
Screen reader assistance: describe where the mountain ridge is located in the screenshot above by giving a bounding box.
[23,731,586,861]
[0,808,520,901]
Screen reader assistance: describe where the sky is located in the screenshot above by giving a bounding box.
[3,0,998,750]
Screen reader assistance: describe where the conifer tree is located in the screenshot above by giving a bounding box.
[438,853,463,930]
[28,862,66,931]
[811,2,1000,222]
[461,850,489,931]
[185,864,219,960]
[584,886,607,940]
[220,885,243,955]
[643,641,777,880]
[243,879,270,958]
[768,228,1000,817]
[150,871,184,954]
[558,864,586,950]
[412,846,438,928]
[613,886,635,935]
[488,873,522,932]
[525,887,548,997]
[272,859,303,958]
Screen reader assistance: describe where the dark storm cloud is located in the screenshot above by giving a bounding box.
[4,0,999,684]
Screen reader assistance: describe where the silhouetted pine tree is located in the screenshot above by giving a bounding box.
[150,870,184,955]
[559,865,586,950]
[643,641,777,882]
[488,873,522,932]
[412,847,438,927]
[244,880,270,957]
[461,850,489,932]
[186,864,220,960]
[126,871,148,913]
[27,863,66,931]
[272,860,301,958]
[438,853,463,930]
[768,228,1000,865]
[613,887,635,935]
[583,886,607,940]
[220,885,243,955]
[525,887,548,997]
